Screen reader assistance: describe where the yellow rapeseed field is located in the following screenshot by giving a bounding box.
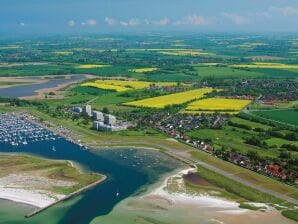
[185,98,251,113]
[95,80,176,89]
[129,68,158,73]
[230,62,298,69]
[81,80,177,92]
[123,88,214,108]
[76,64,111,69]
[81,82,130,92]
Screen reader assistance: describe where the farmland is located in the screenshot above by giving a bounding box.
[230,62,298,70]
[158,50,215,56]
[81,82,131,92]
[123,88,214,108]
[76,64,111,69]
[185,98,251,114]
[251,109,298,126]
[129,68,158,73]
[81,80,176,92]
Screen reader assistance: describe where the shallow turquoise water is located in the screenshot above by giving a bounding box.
[0,139,181,224]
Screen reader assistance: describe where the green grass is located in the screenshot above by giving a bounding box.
[196,166,286,204]
[0,64,75,77]
[252,109,298,126]
[187,127,279,158]
[0,81,30,86]
[239,202,267,210]
[230,116,272,130]
[71,86,112,95]
[281,209,298,222]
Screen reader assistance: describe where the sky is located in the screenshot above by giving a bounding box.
[1,0,298,35]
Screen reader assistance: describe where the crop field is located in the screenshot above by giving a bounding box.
[193,66,263,78]
[81,80,176,92]
[251,109,298,126]
[185,98,251,113]
[81,82,131,92]
[76,64,111,69]
[230,62,298,69]
[123,88,214,108]
[158,50,215,56]
[52,51,73,55]
[129,68,158,73]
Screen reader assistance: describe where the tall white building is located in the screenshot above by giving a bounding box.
[83,104,92,117]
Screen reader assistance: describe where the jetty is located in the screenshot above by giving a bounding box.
[25,175,107,218]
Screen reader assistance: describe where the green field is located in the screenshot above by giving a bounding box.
[252,109,298,126]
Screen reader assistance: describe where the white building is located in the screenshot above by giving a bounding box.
[83,105,92,117]
[92,121,127,132]
[104,114,116,125]
[93,111,104,121]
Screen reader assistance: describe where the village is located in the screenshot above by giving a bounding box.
[128,110,298,185]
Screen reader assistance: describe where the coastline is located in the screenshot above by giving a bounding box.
[147,168,243,211]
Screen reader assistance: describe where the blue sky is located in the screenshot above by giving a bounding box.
[1,0,298,35]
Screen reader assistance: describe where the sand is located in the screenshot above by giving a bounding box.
[0,187,64,208]
[92,168,295,224]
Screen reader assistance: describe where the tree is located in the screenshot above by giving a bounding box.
[102,107,109,114]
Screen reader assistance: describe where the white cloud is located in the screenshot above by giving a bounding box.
[150,18,170,26]
[120,18,140,26]
[174,15,210,26]
[105,17,117,25]
[269,6,298,16]
[68,20,76,27]
[81,19,97,26]
[222,12,250,25]
[19,22,25,27]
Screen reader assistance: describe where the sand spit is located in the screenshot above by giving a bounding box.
[148,168,242,210]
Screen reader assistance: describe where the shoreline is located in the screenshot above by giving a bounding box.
[147,168,244,210]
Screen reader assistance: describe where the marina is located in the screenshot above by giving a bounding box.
[0,113,58,147]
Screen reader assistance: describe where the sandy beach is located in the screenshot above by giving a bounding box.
[91,168,295,224]
[0,187,64,208]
